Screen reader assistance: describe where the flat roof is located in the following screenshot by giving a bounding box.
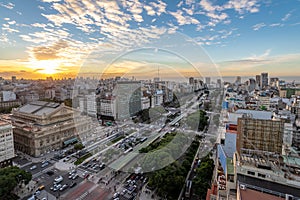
[0,119,9,126]
[235,109,272,120]
[17,101,60,116]
[239,187,284,200]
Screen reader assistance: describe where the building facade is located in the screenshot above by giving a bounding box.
[237,116,285,155]
[12,101,92,156]
[0,120,14,168]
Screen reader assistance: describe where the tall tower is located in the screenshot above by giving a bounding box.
[261,72,268,89]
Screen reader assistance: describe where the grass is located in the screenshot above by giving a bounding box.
[74,153,92,165]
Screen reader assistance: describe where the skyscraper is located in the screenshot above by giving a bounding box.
[256,75,261,88]
[261,72,268,89]
[115,81,142,120]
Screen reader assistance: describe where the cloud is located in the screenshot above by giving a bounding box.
[31,40,68,60]
[0,2,15,9]
[169,10,200,26]
[252,23,266,31]
[282,13,291,21]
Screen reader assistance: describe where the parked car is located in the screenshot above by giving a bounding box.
[70,182,77,188]
[30,165,37,170]
[41,162,49,168]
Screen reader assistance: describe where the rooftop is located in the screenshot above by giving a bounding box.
[17,101,60,116]
[239,188,284,200]
[235,109,272,120]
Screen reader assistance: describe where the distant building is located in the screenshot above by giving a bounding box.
[86,93,97,117]
[261,72,268,89]
[248,78,256,92]
[11,76,16,83]
[115,81,142,120]
[0,91,16,102]
[270,77,279,87]
[256,75,261,88]
[189,77,194,85]
[235,76,242,85]
[12,101,92,156]
[0,119,14,168]
[205,77,211,85]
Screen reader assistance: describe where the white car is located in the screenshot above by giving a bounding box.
[30,165,37,170]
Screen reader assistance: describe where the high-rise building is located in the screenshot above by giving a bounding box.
[11,76,16,83]
[235,76,242,85]
[256,75,261,88]
[115,81,142,120]
[0,119,14,168]
[189,77,194,85]
[237,115,285,155]
[261,72,268,89]
[248,78,256,92]
[270,77,279,87]
[205,77,211,85]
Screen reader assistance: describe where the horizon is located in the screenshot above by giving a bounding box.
[0,1,300,79]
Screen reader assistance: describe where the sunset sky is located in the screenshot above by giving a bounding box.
[0,0,300,79]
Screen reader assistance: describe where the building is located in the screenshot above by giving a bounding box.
[0,119,14,168]
[255,75,261,88]
[237,115,285,155]
[12,101,92,156]
[261,73,268,89]
[115,81,142,120]
[189,77,194,85]
[248,79,256,92]
[86,93,97,117]
[205,77,211,85]
[0,91,16,102]
[11,76,16,83]
[99,96,117,120]
[235,76,242,85]
[270,77,279,87]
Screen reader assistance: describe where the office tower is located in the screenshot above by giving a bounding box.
[235,76,241,85]
[189,77,194,85]
[115,81,142,120]
[261,72,268,89]
[255,75,261,88]
[205,77,211,85]
[11,76,16,83]
[248,78,256,92]
[0,120,14,168]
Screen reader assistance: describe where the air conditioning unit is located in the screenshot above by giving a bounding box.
[285,194,293,200]
[240,184,246,190]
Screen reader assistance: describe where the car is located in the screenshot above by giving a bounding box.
[68,174,74,179]
[30,165,37,170]
[54,176,63,183]
[59,184,68,191]
[84,173,90,179]
[72,174,78,180]
[34,190,40,196]
[69,169,76,175]
[53,184,62,192]
[38,185,45,191]
[70,182,77,188]
[41,162,49,168]
[113,192,120,198]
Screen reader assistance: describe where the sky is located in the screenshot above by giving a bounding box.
[0,0,300,80]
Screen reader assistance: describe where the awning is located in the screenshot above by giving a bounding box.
[63,137,78,145]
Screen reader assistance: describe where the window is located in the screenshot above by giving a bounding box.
[247,171,255,176]
[258,173,266,178]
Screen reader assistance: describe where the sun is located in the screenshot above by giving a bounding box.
[32,60,60,75]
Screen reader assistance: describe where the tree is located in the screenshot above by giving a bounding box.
[74,143,85,151]
[0,166,32,200]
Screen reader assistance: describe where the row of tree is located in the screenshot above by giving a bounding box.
[193,154,215,199]
[146,140,200,200]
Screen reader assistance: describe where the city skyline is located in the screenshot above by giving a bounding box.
[0,0,300,79]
